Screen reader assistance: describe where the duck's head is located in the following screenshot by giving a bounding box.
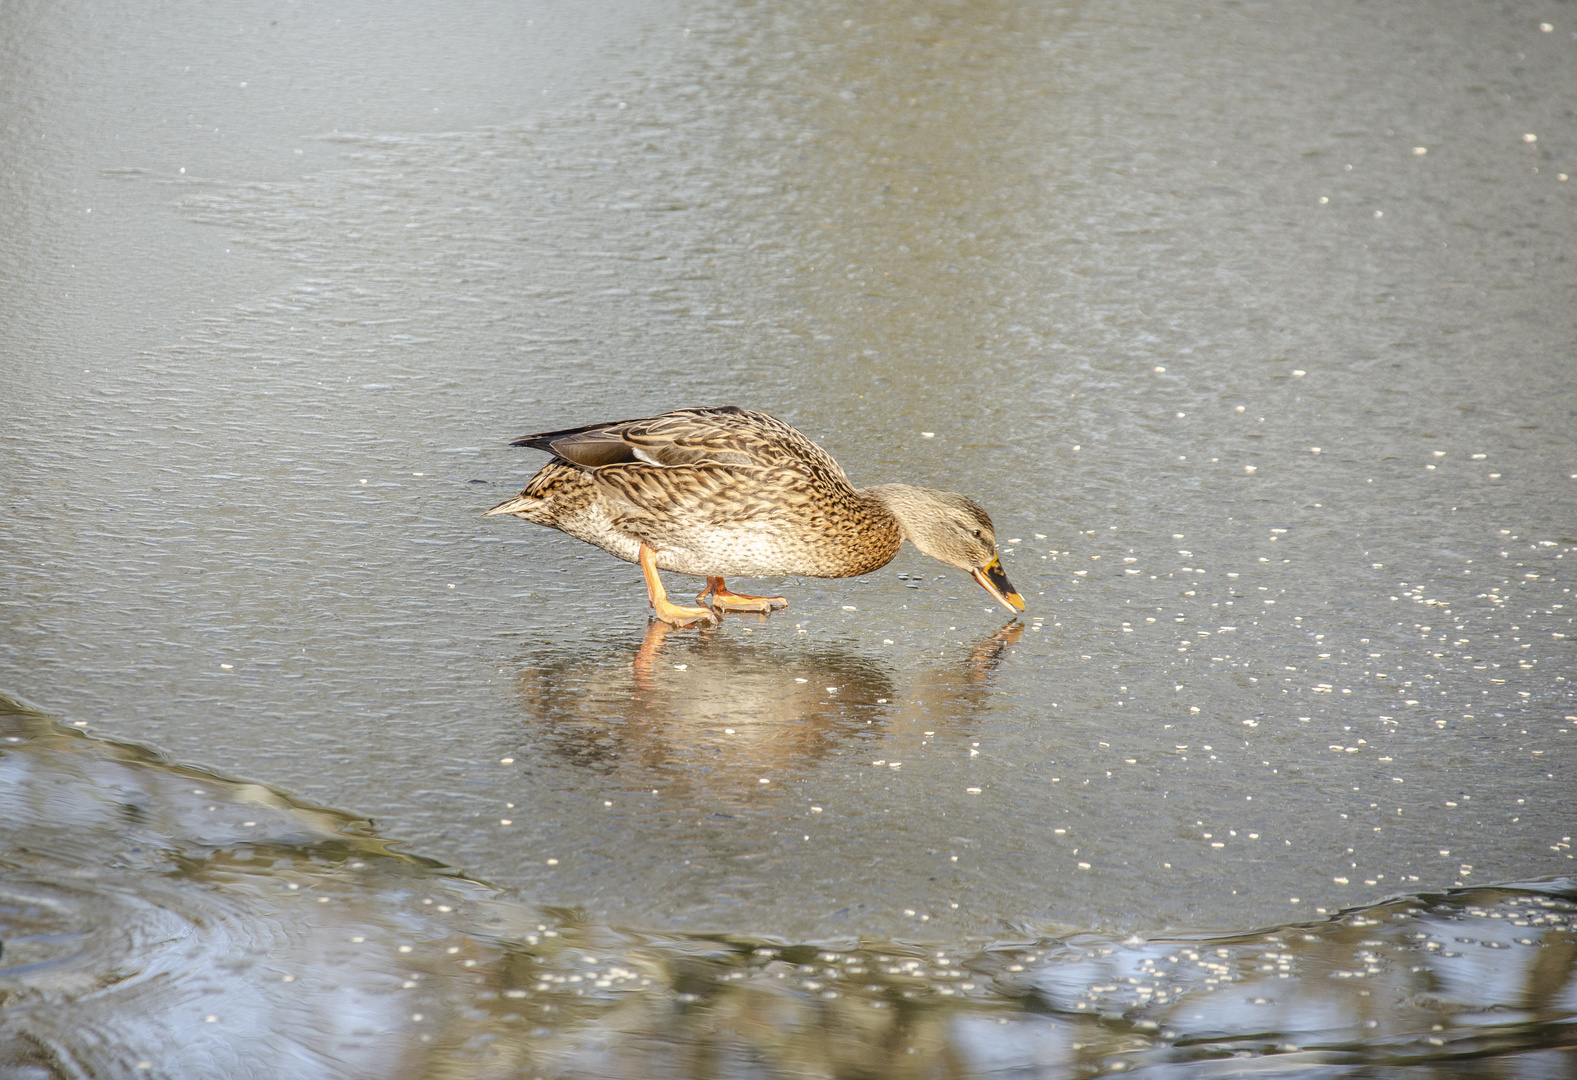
[866,485,1026,613]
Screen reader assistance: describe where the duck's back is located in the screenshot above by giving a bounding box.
[514,407,844,478]
[505,407,900,579]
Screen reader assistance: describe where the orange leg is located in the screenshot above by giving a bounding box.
[697,577,788,614]
[639,544,717,626]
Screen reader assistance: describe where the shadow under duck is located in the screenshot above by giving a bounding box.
[485,406,1024,625]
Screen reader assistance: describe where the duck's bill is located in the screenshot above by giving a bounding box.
[482,492,537,517]
[972,557,1026,612]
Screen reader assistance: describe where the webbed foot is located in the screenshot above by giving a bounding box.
[697,578,789,614]
[652,597,719,626]
[640,543,719,626]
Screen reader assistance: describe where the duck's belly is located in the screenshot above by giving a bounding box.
[547,512,803,577]
[539,484,900,578]
[650,522,897,580]
[549,505,645,565]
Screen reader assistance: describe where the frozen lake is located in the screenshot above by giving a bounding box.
[2,0,1573,1074]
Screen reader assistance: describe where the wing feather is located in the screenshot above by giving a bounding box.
[508,406,850,481]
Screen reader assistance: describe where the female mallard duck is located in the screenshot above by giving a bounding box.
[484,406,1025,626]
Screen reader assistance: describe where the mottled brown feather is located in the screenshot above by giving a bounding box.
[489,406,1002,586]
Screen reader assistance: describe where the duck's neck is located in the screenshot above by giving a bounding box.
[859,484,931,544]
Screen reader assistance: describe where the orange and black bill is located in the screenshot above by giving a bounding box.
[971,556,1026,613]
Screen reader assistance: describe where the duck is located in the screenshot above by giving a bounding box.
[484,406,1025,626]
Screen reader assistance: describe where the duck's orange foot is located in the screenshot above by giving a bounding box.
[651,595,718,627]
[698,578,789,614]
[639,543,718,626]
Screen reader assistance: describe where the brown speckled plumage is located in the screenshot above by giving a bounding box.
[484,406,1024,619]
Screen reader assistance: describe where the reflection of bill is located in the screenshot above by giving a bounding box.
[510,619,1024,801]
[961,619,1024,680]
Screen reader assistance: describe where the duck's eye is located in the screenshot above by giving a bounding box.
[972,529,983,539]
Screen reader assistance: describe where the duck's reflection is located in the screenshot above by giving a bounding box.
[511,618,1023,798]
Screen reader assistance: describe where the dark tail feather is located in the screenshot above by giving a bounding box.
[508,417,643,451]
[507,407,746,450]
[510,425,606,450]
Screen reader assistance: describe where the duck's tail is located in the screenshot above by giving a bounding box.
[482,461,589,524]
[482,492,541,517]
